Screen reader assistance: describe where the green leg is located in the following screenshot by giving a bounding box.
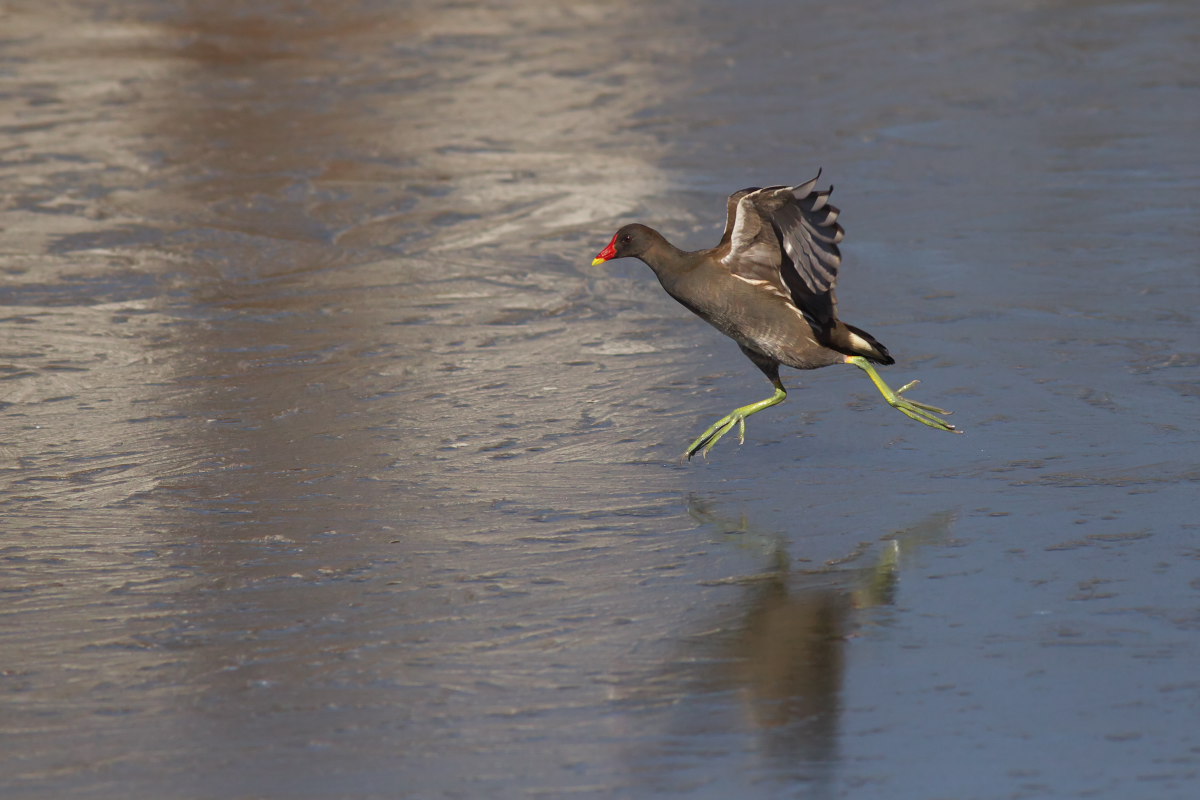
[845,356,960,433]
[683,379,788,460]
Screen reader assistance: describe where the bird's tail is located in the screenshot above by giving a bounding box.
[835,322,895,365]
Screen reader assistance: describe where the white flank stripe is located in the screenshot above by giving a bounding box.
[731,274,790,301]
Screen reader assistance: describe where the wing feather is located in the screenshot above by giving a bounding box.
[717,172,847,334]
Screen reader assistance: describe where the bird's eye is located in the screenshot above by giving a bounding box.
[620,235,632,244]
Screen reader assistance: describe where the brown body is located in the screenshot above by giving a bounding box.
[638,232,880,374]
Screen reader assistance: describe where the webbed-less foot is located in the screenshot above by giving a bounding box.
[683,383,787,460]
[846,355,960,433]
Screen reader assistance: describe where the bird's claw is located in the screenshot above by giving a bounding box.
[682,412,744,461]
[886,390,958,433]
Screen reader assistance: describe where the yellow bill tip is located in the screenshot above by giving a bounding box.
[590,257,608,266]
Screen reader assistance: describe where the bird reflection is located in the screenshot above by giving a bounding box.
[676,497,957,791]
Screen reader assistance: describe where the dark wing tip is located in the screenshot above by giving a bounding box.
[770,172,847,296]
[796,181,844,245]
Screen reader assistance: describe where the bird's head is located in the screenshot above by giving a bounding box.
[591,224,656,265]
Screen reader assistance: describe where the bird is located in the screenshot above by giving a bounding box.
[590,171,961,460]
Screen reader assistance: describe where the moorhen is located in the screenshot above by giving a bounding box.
[591,171,960,460]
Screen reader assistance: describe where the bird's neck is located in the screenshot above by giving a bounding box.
[637,232,695,280]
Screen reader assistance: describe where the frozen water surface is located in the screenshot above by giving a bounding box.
[2,1,1198,798]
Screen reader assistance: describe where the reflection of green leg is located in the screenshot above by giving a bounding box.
[852,539,900,610]
[845,356,960,433]
[684,379,787,460]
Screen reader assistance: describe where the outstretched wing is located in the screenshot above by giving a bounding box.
[719,172,844,334]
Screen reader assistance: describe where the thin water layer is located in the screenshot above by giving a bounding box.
[2,1,1198,799]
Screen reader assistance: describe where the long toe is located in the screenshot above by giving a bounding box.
[684,414,741,460]
[892,398,960,433]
